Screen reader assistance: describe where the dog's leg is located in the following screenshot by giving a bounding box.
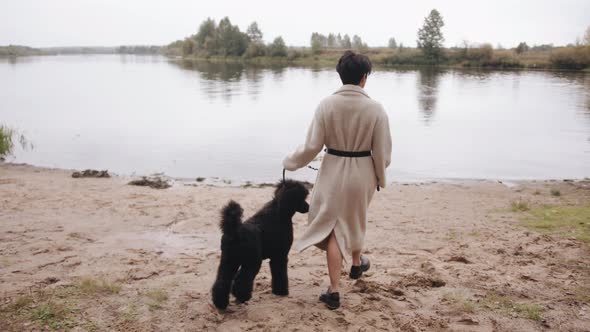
[270,257,289,296]
[211,252,240,310]
[231,259,262,303]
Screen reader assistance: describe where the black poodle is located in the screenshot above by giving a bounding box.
[211,180,310,310]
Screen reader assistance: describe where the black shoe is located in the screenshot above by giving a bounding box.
[319,288,340,310]
[349,256,370,279]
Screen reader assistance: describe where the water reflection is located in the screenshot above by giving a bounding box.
[179,60,243,102]
[244,66,264,100]
[178,60,245,81]
[416,68,443,123]
[548,70,588,85]
[452,68,493,81]
[0,56,34,65]
[271,66,285,82]
[548,71,590,120]
[172,59,289,101]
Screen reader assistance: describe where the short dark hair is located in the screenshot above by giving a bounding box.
[336,51,372,85]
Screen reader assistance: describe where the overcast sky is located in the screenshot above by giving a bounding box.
[1,0,588,48]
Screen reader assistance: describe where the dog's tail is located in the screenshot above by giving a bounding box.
[220,200,243,235]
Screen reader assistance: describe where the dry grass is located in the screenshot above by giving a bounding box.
[77,277,121,295]
[1,295,34,314]
[121,302,139,322]
[575,287,590,304]
[0,277,122,331]
[444,229,458,241]
[511,200,530,212]
[144,289,168,311]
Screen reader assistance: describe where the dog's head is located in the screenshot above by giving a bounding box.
[274,180,310,216]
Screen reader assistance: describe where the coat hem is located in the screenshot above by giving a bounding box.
[293,218,349,262]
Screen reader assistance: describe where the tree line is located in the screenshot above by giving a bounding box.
[385,9,590,70]
[163,11,590,70]
[309,33,367,53]
[173,17,288,58]
[170,17,375,59]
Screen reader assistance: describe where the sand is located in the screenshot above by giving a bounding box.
[1,163,589,331]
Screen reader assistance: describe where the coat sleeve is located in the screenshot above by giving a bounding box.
[372,110,392,188]
[283,105,325,171]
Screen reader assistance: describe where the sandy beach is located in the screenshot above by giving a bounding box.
[1,163,589,331]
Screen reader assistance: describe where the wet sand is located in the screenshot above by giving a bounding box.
[1,163,589,331]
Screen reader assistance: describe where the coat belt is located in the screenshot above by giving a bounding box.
[325,148,371,157]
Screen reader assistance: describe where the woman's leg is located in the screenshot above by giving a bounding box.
[326,231,342,292]
[351,251,361,266]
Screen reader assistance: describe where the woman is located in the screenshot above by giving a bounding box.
[283,50,392,309]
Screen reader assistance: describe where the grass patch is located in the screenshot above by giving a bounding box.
[511,200,530,212]
[481,292,543,321]
[76,277,121,295]
[29,302,75,330]
[121,302,139,322]
[550,189,561,197]
[443,293,476,313]
[0,126,14,157]
[575,287,590,304]
[1,295,34,314]
[468,230,481,237]
[533,190,541,195]
[0,125,32,158]
[0,279,124,331]
[519,205,590,242]
[144,289,168,311]
[442,292,543,321]
[444,229,458,241]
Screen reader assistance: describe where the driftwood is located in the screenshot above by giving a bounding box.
[72,169,110,178]
[128,176,171,189]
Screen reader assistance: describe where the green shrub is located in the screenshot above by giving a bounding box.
[467,44,493,62]
[287,48,304,61]
[244,42,266,58]
[0,126,14,157]
[268,37,288,57]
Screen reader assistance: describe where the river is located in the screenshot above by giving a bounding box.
[1,55,588,183]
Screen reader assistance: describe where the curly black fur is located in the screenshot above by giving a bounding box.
[211,180,310,310]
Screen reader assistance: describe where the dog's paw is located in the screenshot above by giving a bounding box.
[231,288,252,304]
[208,301,228,315]
[271,289,289,296]
[233,298,250,305]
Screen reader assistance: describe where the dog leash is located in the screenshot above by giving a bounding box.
[283,166,379,191]
[283,166,319,182]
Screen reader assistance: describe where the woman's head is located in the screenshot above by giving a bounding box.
[336,51,372,87]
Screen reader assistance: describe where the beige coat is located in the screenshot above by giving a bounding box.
[283,84,392,257]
